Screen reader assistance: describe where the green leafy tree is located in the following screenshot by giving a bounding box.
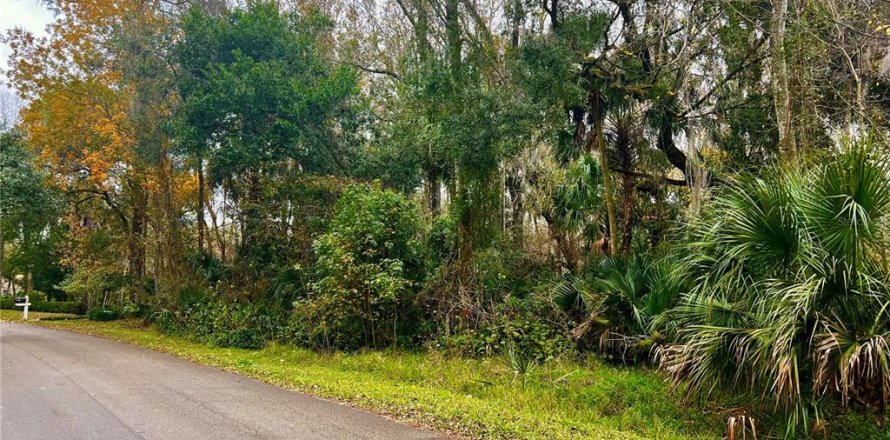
[300,184,424,348]
[510,9,619,256]
[174,2,357,261]
[0,131,64,297]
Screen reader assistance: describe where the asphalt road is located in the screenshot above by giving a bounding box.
[0,322,444,440]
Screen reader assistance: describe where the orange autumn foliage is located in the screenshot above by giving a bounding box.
[7,0,180,191]
[6,0,189,277]
[21,80,134,189]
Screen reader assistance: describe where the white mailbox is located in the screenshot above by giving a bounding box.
[14,295,31,320]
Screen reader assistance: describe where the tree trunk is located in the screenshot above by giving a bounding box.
[620,164,634,255]
[506,171,523,247]
[418,0,441,218]
[546,0,560,30]
[506,1,523,246]
[414,0,432,60]
[207,187,226,261]
[542,212,578,273]
[427,168,441,216]
[510,0,520,47]
[161,147,183,283]
[591,96,619,256]
[770,0,796,159]
[656,109,687,173]
[0,209,4,290]
[129,193,146,279]
[127,184,147,302]
[445,0,461,76]
[614,115,635,255]
[197,155,206,253]
[239,172,263,260]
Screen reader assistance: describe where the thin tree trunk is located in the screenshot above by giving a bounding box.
[445,0,461,76]
[239,172,263,259]
[161,147,182,283]
[591,98,619,255]
[414,0,432,60]
[197,155,206,253]
[542,212,578,273]
[770,0,796,159]
[221,187,228,262]
[127,181,147,298]
[427,168,441,215]
[546,0,560,30]
[620,169,634,255]
[615,115,635,255]
[510,0,520,47]
[506,171,523,247]
[0,209,4,290]
[507,5,523,246]
[130,195,146,279]
[207,187,226,261]
[417,0,441,218]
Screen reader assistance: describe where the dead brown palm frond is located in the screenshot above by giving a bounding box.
[725,409,758,440]
[814,314,890,410]
[809,418,828,440]
[770,354,802,412]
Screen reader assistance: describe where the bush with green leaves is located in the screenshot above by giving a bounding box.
[152,291,290,350]
[552,253,689,362]
[34,301,85,314]
[436,315,574,361]
[426,214,457,269]
[0,132,68,300]
[0,296,84,314]
[434,292,576,361]
[295,184,425,349]
[663,138,890,435]
[57,266,127,310]
[88,307,121,321]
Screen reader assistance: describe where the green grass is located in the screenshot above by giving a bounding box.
[0,310,80,321]
[1,310,722,439]
[2,310,886,439]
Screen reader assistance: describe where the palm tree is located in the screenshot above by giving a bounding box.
[663,136,890,435]
[553,252,689,361]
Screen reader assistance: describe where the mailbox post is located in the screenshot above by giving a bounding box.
[15,295,31,320]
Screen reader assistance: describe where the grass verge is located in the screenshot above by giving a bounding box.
[2,310,885,440]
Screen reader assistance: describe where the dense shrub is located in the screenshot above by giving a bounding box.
[152,291,291,349]
[423,244,515,331]
[88,307,120,321]
[295,184,425,349]
[426,214,457,268]
[0,296,85,314]
[552,253,689,362]
[215,328,265,350]
[151,308,181,334]
[57,266,127,310]
[185,250,231,286]
[435,291,576,361]
[35,301,85,314]
[664,140,890,433]
[436,315,574,361]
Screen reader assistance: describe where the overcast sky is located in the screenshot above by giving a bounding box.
[1,0,53,68]
[0,0,53,122]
